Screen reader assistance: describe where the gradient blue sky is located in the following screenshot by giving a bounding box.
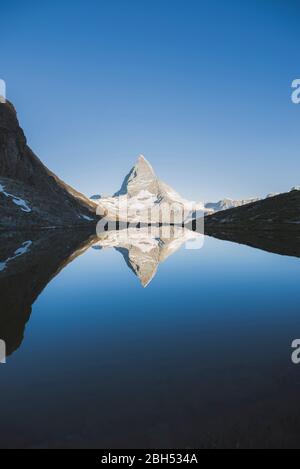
[1,0,300,201]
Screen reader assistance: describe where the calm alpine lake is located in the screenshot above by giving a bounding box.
[1,229,300,449]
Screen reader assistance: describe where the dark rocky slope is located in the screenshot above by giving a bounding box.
[202,190,300,231]
[186,190,300,257]
[0,100,97,229]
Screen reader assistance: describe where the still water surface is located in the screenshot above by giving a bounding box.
[1,231,300,448]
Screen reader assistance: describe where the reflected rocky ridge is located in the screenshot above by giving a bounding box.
[203,227,300,258]
[0,229,96,357]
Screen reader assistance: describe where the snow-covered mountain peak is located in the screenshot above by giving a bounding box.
[124,155,159,198]
[137,153,146,162]
[113,154,158,198]
[96,155,205,223]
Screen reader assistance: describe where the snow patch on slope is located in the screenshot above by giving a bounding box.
[79,214,94,221]
[0,184,32,213]
[0,241,32,272]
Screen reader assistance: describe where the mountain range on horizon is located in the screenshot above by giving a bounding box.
[91,168,299,217]
[90,155,300,217]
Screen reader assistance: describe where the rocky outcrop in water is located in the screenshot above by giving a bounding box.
[0,229,95,356]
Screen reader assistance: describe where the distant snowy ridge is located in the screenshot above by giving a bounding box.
[205,197,260,213]
[205,187,300,214]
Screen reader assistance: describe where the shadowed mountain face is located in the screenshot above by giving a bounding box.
[0,101,97,229]
[0,229,95,356]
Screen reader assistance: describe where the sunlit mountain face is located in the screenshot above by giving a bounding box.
[92,155,208,224]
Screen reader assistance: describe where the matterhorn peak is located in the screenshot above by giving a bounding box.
[96,155,205,224]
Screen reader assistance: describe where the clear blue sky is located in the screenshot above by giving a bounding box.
[1,0,300,202]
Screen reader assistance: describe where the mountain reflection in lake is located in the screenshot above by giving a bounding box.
[1,226,300,448]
